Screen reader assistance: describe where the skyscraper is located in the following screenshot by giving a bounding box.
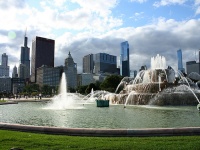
[177,49,185,73]
[0,53,9,77]
[83,54,94,73]
[83,53,117,74]
[19,32,30,80]
[93,53,117,74]
[64,52,77,89]
[31,36,55,82]
[12,65,18,78]
[120,41,130,77]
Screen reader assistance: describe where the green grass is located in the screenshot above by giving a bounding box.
[0,129,200,150]
[0,100,6,103]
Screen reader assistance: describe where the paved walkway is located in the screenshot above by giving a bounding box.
[1,97,51,102]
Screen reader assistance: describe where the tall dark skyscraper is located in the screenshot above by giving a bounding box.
[19,32,30,80]
[31,36,55,82]
[120,41,130,77]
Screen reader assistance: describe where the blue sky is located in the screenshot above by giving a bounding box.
[1,0,200,75]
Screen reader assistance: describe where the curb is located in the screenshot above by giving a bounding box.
[0,123,200,137]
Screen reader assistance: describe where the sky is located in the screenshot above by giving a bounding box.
[1,0,200,76]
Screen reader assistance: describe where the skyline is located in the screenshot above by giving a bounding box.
[1,0,200,76]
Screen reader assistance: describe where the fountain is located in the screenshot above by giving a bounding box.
[103,54,200,107]
[45,72,83,109]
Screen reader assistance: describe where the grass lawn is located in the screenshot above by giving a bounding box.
[0,130,200,150]
[0,100,6,103]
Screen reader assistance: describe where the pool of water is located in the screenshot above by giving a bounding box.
[0,101,200,129]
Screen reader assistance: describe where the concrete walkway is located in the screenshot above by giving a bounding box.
[0,123,200,137]
[2,97,51,102]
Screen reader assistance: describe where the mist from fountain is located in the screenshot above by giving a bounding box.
[45,72,83,110]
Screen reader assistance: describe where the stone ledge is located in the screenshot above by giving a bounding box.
[0,123,200,137]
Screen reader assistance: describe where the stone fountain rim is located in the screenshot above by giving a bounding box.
[0,122,200,137]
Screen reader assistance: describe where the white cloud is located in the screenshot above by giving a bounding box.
[130,0,147,3]
[130,12,144,21]
[153,0,187,7]
[0,0,25,9]
[194,0,200,15]
[195,0,200,5]
[66,18,200,71]
[196,6,200,15]
[1,0,200,76]
[71,0,118,17]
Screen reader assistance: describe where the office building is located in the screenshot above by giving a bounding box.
[12,77,25,94]
[0,53,9,77]
[19,32,30,80]
[93,53,117,74]
[36,65,63,87]
[64,52,77,89]
[186,61,200,75]
[83,53,117,74]
[0,76,11,93]
[12,65,18,78]
[177,49,185,73]
[77,73,95,86]
[83,54,94,73]
[31,36,55,82]
[120,41,130,77]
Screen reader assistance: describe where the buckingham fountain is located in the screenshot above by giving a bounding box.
[0,54,200,134]
[102,54,200,107]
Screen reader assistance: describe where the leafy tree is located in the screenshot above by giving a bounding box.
[94,81,101,90]
[85,83,97,94]
[23,84,40,95]
[41,85,52,95]
[76,85,88,95]
[68,87,76,93]
[100,75,123,93]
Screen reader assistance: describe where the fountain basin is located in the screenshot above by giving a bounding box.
[0,101,200,129]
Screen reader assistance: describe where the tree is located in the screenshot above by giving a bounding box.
[85,83,97,94]
[100,75,123,93]
[77,85,88,95]
[23,84,40,96]
[41,85,52,95]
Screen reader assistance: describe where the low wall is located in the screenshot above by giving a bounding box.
[0,123,200,137]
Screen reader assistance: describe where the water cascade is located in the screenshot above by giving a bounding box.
[111,54,200,107]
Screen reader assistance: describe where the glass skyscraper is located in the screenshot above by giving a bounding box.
[93,53,117,74]
[120,41,130,77]
[83,53,117,74]
[177,49,185,73]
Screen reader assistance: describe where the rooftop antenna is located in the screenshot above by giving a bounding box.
[25,27,27,37]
